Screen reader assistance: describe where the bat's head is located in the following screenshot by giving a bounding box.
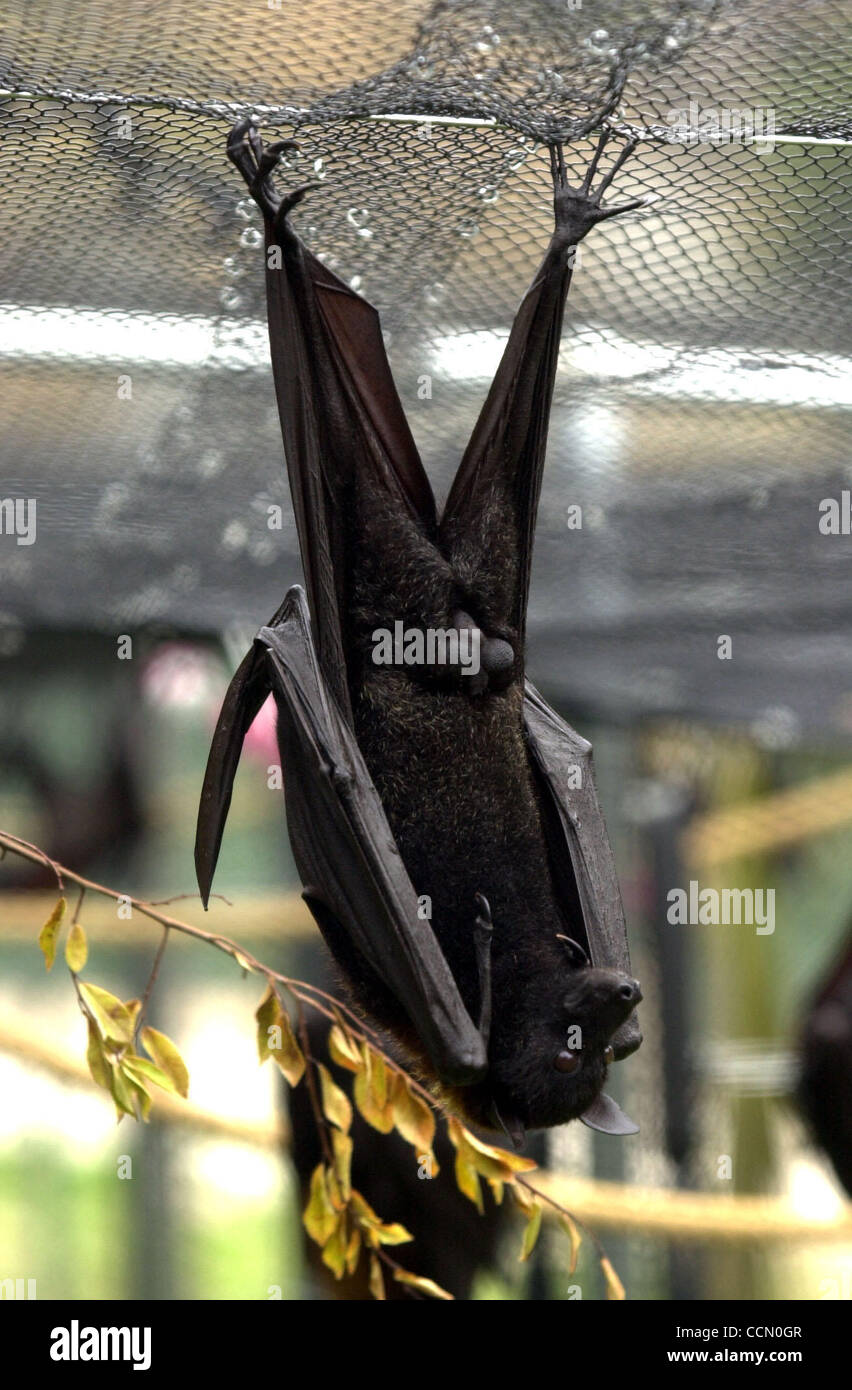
[472,941,641,1145]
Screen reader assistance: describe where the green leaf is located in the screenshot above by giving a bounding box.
[64,920,88,973]
[140,1026,189,1098]
[38,897,66,971]
[79,982,134,1046]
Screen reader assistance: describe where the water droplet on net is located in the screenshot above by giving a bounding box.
[477,184,499,204]
[313,157,327,180]
[240,226,262,250]
[664,34,680,50]
[591,28,609,42]
[349,274,363,291]
[457,218,479,239]
[423,282,446,305]
[235,198,256,222]
[506,147,528,169]
[220,287,243,311]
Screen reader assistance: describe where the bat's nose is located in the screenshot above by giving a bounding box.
[618,978,642,1005]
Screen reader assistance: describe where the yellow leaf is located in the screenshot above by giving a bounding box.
[232,948,255,974]
[512,1182,538,1218]
[85,1017,111,1092]
[559,1213,582,1275]
[368,1255,385,1301]
[123,1054,180,1097]
[140,1026,189,1098]
[328,1023,362,1073]
[303,1164,338,1247]
[374,1221,413,1247]
[79,982,134,1046]
[269,1012,306,1087]
[64,920,88,973]
[124,1073,153,1122]
[255,985,281,1064]
[601,1256,625,1301]
[354,1064,394,1133]
[318,1063,353,1133]
[109,1059,137,1118]
[331,1127,353,1202]
[448,1124,484,1214]
[369,1050,389,1109]
[389,1074,436,1160]
[38,897,66,971]
[345,1226,361,1276]
[349,1190,412,1249]
[320,1213,348,1279]
[487,1179,504,1205]
[519,1203,543,1262]
[456,1123,538,1178]
[392,1269,454,1300]
[124,999,142,1028]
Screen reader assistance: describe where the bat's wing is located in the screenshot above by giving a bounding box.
[523,681,641,1061]
[255,157,437,719]
[196,585,487,1087]
[438,236,571,647]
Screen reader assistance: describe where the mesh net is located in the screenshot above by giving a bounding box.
[1,0,850,732]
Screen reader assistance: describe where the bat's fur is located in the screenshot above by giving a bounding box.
[337,476,639,1131]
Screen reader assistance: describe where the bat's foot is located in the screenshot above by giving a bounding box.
[549,128,648,246]
[227,117,320,229]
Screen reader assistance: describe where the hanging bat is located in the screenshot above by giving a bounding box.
[196,118,647,1147]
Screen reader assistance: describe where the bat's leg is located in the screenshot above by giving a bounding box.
[227,117,321,229]
[439,129,648,648]
[473,893,493,1048]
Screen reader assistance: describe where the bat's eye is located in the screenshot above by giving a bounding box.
[554,1049,581,1074]
[604,1044,615,1065]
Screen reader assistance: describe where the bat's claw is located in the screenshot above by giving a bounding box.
[227,118,309,225]
[549,129,647,245]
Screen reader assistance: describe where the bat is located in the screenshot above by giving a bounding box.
[798,925,852,1196]
[196,118,647,1147]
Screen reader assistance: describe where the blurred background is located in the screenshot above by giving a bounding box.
[1,0,851,1299]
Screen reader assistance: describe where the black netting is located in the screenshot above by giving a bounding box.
[1,0,850,733]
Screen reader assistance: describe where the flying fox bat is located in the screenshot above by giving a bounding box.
[196,119,646,1147]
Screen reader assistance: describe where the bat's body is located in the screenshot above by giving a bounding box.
[197,122,646,1144]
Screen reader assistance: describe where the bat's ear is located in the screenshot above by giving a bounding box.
[556,934,590,968]
[580,1092,639,1136]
